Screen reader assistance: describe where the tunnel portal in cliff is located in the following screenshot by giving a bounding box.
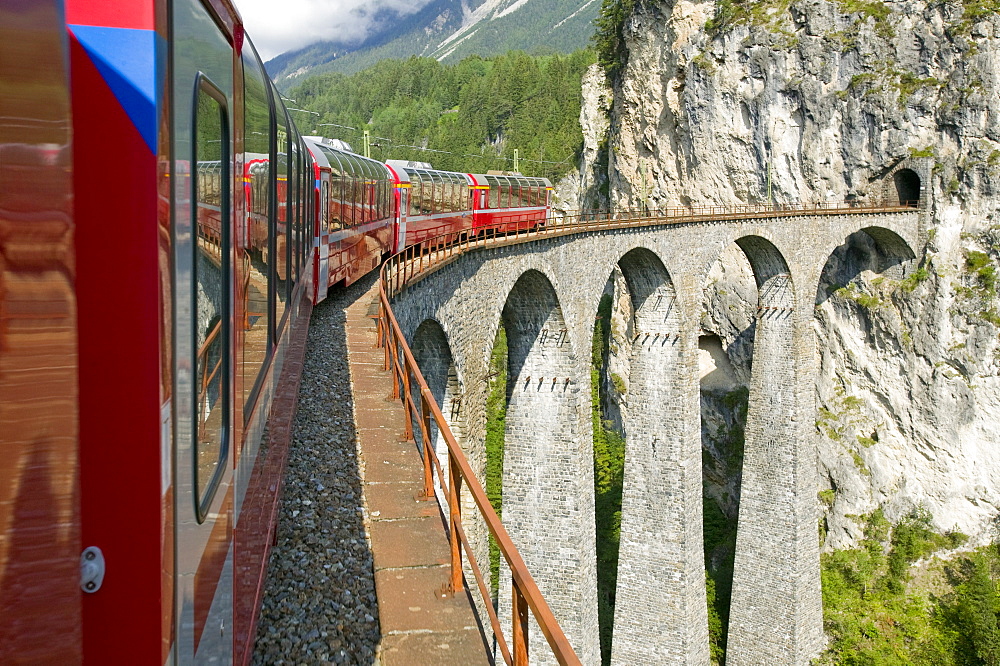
[893,169,922,207]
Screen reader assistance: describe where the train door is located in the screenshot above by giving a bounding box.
[170,0,236,662]
[386,165,408,253]
[315,173,331,302]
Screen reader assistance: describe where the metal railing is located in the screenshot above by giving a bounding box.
[375,285,580,665]
[374,200,916,663]
[383,201,918,297]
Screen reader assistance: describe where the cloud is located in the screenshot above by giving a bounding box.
[234,0,435,61]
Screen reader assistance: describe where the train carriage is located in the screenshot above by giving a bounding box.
[386,160,475,250]
[0,0,316,662]
[305,136,394,304]
[470,172,552,236]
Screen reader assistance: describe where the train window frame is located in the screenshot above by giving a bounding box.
[409,173,421,217]
[337,153,355,226]
[284,134,293,305]
[290,139,298,282]
[327,150,344,231]
[357,158,375,223]
[191,73,230,524]
[486,175,498,208]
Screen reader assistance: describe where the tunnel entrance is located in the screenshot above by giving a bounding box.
[893,169,921,207]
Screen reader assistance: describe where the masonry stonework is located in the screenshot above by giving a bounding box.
[390,210,919,664]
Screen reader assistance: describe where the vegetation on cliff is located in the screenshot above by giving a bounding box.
[818,508,1000,665]
[287,50,594,181]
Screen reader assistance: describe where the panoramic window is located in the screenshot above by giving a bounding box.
[192,75,230,522]
[241,49,272,414]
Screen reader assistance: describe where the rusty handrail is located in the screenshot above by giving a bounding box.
[377,272,581,665]
[374,199,915,663]
[197,319,224,413]
[380,200,917,299]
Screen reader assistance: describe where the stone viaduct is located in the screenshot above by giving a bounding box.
[391,189,924,664]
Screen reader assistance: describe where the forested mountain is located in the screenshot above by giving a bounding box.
[287,50,595,181]
[267,0,599,88]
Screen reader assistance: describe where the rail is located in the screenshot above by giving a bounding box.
[374,200,916,663]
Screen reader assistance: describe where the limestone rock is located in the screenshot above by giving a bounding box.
[580,0,1000,548]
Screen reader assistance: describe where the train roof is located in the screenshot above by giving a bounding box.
[386,159,434,171]
[471,172,552,188]
[303,136,389,180]
[386,162,472,186]
[304,135,353,154]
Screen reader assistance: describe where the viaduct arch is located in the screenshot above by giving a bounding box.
[393,210,920,665]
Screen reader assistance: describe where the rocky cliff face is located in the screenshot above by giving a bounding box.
[581,0,1000,548]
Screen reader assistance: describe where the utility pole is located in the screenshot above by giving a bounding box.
[363,130,370,159]
[513,149,519,173]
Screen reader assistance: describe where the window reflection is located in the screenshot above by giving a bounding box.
[241,50,271,412]
[193,78,229,520]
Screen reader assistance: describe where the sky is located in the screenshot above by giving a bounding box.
[234,0,433,62]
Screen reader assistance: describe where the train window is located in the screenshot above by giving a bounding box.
[285,136,295,297]
[487,177,499,208]
[438,179,447,214]
[358,159,374,223]
[443,175,454,214]
[273,102,289,333]
[379,177,385,220]
[346,174,357,227]
[328,154,343,231]
[290,140,298,282]
[298,147,306,272]
[338,153,356,226]
[242,49,271,415]
[193,75,230,523]
[455,177,465,211]
[409,176,420,217]
[383,177,391,219]
[424,174,435,215]
[448,177,456,212]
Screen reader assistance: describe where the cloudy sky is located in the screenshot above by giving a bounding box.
[234,0,432,61]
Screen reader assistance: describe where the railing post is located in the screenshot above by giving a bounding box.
[382,315,391,372]
[389,340,400,399]
[448,451,463,593]
[513,584,530,666]
[401,363,413,440]
[420,396,434,497]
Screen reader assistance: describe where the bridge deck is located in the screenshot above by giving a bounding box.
[344,283,491,665]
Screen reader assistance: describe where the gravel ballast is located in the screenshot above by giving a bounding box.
[252,274,381,665]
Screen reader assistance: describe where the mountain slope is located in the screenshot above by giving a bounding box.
[267,0,599,88]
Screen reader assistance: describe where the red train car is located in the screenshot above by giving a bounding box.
[306,136,395,304]
[386,160,476,250]
[470,172,552,235]
[0,0,316,663]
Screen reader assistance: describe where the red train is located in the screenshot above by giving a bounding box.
[0,0,551,663]
[306,141,552,303]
